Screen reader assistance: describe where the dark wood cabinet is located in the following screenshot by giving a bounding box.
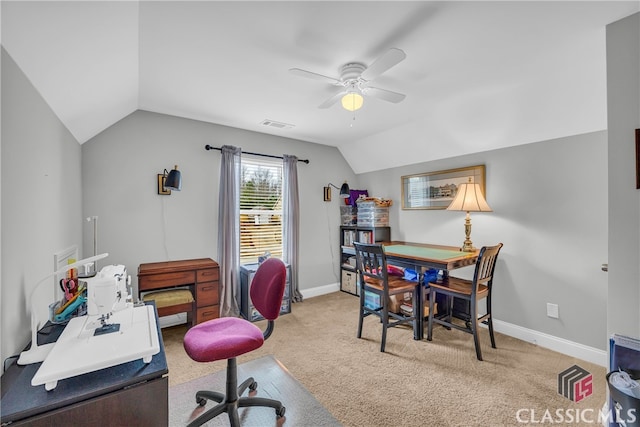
[7,377,168,427]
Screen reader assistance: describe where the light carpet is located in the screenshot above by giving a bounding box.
[163,291,607,426]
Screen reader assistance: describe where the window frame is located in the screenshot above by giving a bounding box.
[239,157,284,264]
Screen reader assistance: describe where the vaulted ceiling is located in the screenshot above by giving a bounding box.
[2,1,638,173]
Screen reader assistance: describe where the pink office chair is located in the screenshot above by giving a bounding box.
[183,258,287,427]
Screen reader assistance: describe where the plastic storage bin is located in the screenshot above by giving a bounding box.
[356,201,389,226]
[340,205,357,225]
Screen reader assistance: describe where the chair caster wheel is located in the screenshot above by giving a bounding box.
[249,381,258,391]
[196,396,207,406]
[276,406,286,418]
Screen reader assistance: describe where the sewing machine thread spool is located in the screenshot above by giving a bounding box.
[78,262,97,278]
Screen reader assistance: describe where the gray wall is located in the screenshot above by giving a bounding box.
[81,110,356,299]
[358,131,609,350]
[606,12,640,338]
[1,48,83,363]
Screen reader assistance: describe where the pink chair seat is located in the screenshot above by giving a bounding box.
[184,317,264,362]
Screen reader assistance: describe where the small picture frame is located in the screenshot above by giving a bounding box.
[157,174,171,195]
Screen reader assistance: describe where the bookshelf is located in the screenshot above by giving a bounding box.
[339,225,391,295]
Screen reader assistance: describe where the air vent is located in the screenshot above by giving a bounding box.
[260,119,295,130]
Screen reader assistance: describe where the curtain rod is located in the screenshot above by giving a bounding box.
[204,145,310,164]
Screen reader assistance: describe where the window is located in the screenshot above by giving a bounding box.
[239,158,283,264]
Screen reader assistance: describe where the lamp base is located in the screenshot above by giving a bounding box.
[461,212,475,252]
[461,242,476,252]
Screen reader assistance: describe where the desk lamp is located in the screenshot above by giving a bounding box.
[18,253,109,365]
[446,178,492,252]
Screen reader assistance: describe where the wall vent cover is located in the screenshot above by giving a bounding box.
[260,119,294,129]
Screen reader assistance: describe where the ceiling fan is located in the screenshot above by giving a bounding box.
[289,48,407,111]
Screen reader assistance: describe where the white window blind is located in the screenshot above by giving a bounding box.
[239,158,283,264]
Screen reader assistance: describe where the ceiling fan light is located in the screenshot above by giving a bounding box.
[341,92,364,111]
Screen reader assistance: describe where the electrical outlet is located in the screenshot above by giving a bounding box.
[547,303,559,319]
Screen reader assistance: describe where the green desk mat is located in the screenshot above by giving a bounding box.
[384,245,465,260]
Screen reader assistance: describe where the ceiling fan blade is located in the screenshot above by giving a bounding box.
[363,86,406,104]
[289,68,342,85]
[360,48,406,81]
[318,90,347,109]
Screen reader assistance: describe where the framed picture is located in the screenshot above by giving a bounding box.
[401,165,486,210]
[157,174,171,195]
[636,129,640,189]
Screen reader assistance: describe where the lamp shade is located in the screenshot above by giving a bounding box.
[341,92,364,111]
[165,165,182,191]
[339,182,350,198]
[446,180,492,212]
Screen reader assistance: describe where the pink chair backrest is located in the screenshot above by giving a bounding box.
[250,258,287,321]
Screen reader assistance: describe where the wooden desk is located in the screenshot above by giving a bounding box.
[138,258,219,326]
[382,241,479,339]
[0,304,168,426]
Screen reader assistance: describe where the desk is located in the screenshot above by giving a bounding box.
[138,258,219,326]
[0,304,168,426]
[382,241,479,339]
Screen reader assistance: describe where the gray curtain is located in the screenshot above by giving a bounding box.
[218,145,241,317]
[283,155,303,302]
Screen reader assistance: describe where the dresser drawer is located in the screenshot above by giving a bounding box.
[196,306,219,323]
[197,268,219,283]
[139,271,196,291]
[196,282,219,307]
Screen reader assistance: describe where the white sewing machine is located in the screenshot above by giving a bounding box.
[84,264,132,334]
[30,265,159,391]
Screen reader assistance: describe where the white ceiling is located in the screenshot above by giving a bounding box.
[2,1,638,173]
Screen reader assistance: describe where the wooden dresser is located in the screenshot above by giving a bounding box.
[138,258,219,326]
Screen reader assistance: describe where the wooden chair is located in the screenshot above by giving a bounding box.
[353,242,421,352]
[427,243,503,361]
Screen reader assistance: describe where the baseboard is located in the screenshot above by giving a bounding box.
[158,284,341,327]
[492,319,607,367]
[300,285,608,367]
[162,283,607,367]
[300,282,340,299]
